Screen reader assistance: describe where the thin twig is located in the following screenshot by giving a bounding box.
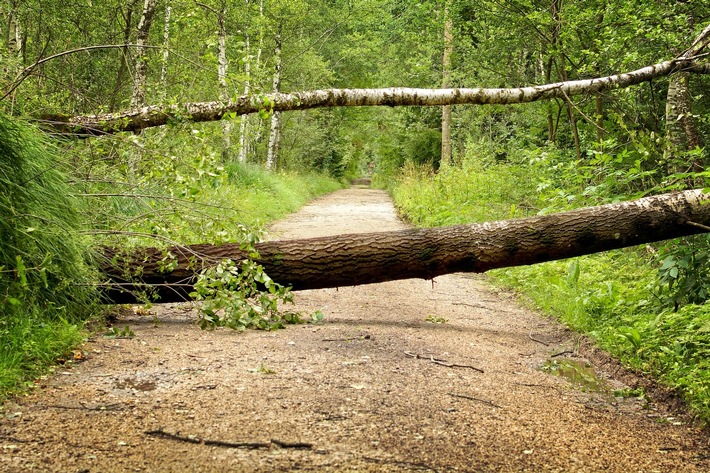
[514,382,563,393]
[75,193,237,211]
[551,350,574,358]
[404,352,484,373]
[529,334,550,346]
[451,302,488,309]
[686,220,710,232]
[45,403,124,411]
[270,439,313,450]
[560,88,605,134]
[145,428,312,450]
[322,335,371,342]
[448,392,502,409]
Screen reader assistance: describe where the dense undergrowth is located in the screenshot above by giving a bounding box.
[0,113,96,397]
[389,142,710,423]
[0,120,343,399]
[71,124,344,248]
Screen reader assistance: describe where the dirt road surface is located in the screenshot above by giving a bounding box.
[2,187,709,472]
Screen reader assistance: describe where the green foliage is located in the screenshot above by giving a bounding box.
[0,112,96,396]
[654,235,710,310]
[492,254,710,422]
[190,232,321,331]
[393,147,540,227]
[66,124,343,248]
[103,325,136,339]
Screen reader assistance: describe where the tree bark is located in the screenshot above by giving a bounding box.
[238,1,252,164]
[6,0,23,57]
[43,57,710,136]
[266,24,282,170]
[110,0,139,112]
[216,1,232,161]
[663,16,707,173]
[665,72,701,153]
[159,1,171,100]
[441,2,453,166]
[130,0,158,108]
[100,189,710,304]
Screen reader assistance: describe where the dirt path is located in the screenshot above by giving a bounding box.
[2,187,709,472]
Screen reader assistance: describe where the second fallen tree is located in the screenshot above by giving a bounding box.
[102,189,710,304]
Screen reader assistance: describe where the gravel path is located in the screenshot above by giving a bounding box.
[1,187,708,472]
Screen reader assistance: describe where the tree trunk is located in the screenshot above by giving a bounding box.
[441,2,453,166]
[100,189,710,304]
[110,0,138,112]
[665,72,700,151]
[266,25,282,170]
[544,55,556,142]
[43,57,710,137]
[238,3,252,164]
[216,1,232,161]
[159,1,171,101]
[664,13,706,173]
[6,0,23,57]
[130,0,158,108]
[593,10,606,144]
[551,0,581,161]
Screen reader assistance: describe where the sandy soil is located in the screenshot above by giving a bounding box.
[1,187,709,472]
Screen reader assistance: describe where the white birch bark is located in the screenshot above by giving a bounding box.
[441,2,453,166]
[159,2,171,100]
[217,1,232,159]
[7,2,22,56]
[266,26,282,170]
[130,0,158,108]
[238,1,252,164]
[47,58,710,136]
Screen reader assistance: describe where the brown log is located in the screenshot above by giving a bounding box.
[101,189,710,304]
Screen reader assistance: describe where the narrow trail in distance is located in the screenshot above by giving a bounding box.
[1,187,708,472]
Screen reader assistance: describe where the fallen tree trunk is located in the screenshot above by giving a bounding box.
[101,189,710,304]
[41,59,710,136]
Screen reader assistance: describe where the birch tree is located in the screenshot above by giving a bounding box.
[440,1,453,166]
[664,7,707,173]
[238,0,264,164]
[131,0,159,108]
[266,24,282,170]
[159,0,172,99]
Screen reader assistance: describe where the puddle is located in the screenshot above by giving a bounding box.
[541,359,609,393]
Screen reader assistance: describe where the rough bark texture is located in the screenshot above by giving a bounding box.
[101,189,710,304]
[130,0,158,108]
[665,72,700,152]
[42,58,710,136]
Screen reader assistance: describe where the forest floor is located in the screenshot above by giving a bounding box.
[2,187,710,472]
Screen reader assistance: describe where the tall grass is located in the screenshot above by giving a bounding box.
[0,113,96,396]
[223,162,344,226]
[392,157,540,227]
